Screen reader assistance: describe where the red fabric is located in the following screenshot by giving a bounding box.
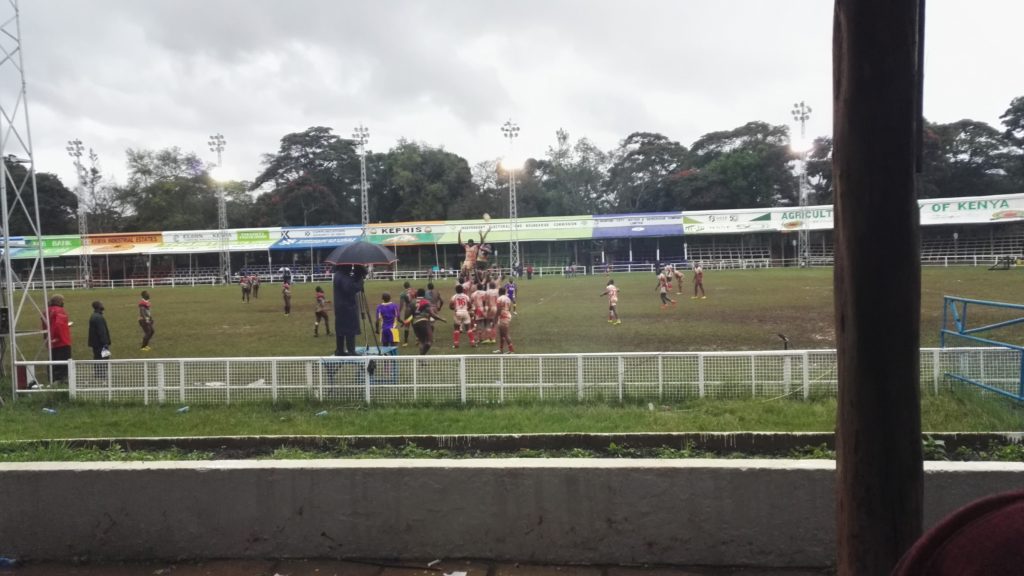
[893,489,1024,575]
[45,305,72,348]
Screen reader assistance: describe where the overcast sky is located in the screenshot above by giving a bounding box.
[17,0,1024,190]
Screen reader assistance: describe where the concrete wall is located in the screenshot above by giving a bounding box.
[2,459,1022,567]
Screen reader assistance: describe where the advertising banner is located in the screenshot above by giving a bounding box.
[593,213,683,238]
[143,228,281,254]
[62,233,163,255]
[271,225,363,250]
[918,194,1024,225]
[13,235,82,259]
[682,211,775,234]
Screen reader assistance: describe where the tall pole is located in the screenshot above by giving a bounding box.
[792,101,812,268]
[1,0,50,402]
[834,0,922,573]
[501,119,521,272]
[207,133,229,283]
[353,124,370,230]
[66,139,92,286]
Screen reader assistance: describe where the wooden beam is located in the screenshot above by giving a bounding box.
[833,0,923,574]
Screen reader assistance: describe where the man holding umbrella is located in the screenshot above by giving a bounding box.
[333,265,365,355]
[326,240,399,355]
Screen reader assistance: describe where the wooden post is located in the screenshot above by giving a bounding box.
[833,1,923,573]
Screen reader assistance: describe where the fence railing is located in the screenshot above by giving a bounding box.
[12,347,1020,406]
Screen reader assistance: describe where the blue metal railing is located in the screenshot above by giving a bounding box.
[940,296,1024,401]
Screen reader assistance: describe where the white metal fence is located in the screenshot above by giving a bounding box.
[11,347,1020,406]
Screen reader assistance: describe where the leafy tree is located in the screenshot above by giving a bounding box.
[539,129,612,214]
[606,132,690,212]
[117,147,218,231]
[126,147,205,188]
[805,136,833,204]
[2,160,77,235]
[82,149,127,233]
[917,119,1015,198]
[373,140,475,221]
[999,96,1024,188]
[251,126,360,225]
[678,121,797,209]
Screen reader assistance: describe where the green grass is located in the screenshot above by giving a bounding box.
[2,389,1021,441]
[23,266,1023,360]
[3,267,1022,451]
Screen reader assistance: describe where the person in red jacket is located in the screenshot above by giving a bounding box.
[44,294,72,383]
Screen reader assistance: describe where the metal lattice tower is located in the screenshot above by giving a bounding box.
[792,101,812,268]
[501,119,521,272]
[0,0,49,400]
[353,124,370,229]
[66,139,91,286]
[208,133,229,283]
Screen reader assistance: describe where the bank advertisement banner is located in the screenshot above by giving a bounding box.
[13,235,82,259]
[272,225,363,250]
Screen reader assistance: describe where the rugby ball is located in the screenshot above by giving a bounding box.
[483,213,491,222]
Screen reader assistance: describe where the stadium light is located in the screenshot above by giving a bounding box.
[791,101,812,268]
[208,133,230,283]
[353,123,370,229]
[66,138,91,285]
[501,119,521,273]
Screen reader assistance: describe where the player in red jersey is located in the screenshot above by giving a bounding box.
[600,279,621,324]
[493,286,515,354]
[449,284,476,348]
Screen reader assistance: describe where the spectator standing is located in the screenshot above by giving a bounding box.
[333,265,366,356]
[692,263,706,299]
[44,294,72,383]
[526,265,533,280]
[138,290,155,351]
[88,300,111,377]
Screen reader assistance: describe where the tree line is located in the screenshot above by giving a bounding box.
[9,95,1024,236]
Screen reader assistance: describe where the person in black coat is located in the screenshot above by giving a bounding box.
[333,264,367,355]
[87,300,111,377]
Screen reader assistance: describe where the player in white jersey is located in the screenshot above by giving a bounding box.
[493,286,515,354]
[449,284,476,348]
[600,279,621,324]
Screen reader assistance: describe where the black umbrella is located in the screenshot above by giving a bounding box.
[324,241,398,266]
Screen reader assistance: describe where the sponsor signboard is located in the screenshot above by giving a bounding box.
[682,211,775,234]
[272,226,363,250]
[593,213,683,238]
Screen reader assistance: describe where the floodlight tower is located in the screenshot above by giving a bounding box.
[501,119,521,272]
[353,124,370,229]
[66,139,92,286]
[0,0,50,401]
[208,133,230,283]
[791,101,812,268]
